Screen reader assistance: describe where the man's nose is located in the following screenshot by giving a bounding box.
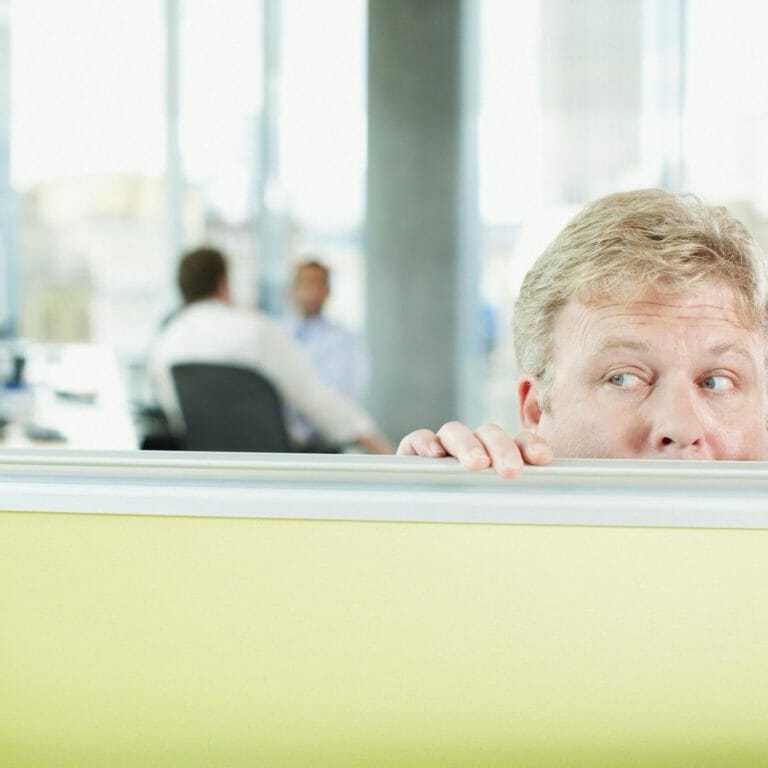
[646,381,706,456]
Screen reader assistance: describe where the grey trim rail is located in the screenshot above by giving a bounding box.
[0,449,767,529]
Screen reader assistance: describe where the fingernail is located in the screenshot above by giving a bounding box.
[470,448,490,464]
[429,441,444,455]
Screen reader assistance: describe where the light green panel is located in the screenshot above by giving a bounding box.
[1,510,767,767]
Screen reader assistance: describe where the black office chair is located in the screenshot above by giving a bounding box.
[171,363,293,452]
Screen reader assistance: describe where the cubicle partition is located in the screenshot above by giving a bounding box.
[1,451,767,767]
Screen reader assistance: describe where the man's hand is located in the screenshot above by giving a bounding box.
[397,421,553,478]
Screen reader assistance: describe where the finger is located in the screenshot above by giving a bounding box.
[474,422,526,478]
[435,422,492,471]
[397,429,447,458]
[513,430,554,466]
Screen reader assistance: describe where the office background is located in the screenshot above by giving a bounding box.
[0,0,766,443]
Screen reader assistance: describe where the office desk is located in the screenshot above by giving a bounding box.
[1,453,767,767]
[0,343,137,449]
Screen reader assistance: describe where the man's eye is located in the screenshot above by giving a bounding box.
[700,375,733,391]
[608,372,642,388]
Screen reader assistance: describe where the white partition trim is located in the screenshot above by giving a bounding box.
[0,450,767,529]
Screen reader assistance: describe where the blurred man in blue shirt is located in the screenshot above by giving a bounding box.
[285,260,370,450]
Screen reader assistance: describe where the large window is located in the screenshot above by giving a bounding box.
[178,0,264,309]
[683,0,768,231]
[479,0,768,430]
[279,0,367,330]
[7,0,768,436]
[11,0,167,358]
[7,0,366,399]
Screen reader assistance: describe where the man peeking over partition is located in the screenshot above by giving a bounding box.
[398,189,768,475]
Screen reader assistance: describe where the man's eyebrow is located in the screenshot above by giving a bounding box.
[591,339,755,357]
[591,338,651,356]
[707,341,755,362]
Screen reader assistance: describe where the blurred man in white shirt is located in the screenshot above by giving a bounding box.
[285,260,370,450]
[149,248,391,454]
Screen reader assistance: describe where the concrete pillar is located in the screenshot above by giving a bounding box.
[366,0,480,442]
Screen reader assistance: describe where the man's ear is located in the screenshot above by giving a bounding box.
[518,375,543,430]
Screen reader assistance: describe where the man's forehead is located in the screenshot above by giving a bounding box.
[568,285,749,326]
[551,286,767,355]
[295,265,328,282]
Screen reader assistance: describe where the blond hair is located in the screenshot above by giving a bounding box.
[513,189,768,406]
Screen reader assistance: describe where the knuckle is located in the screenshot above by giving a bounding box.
[476,422,508,444]
[397,429,436,455]
[516,430,538,447]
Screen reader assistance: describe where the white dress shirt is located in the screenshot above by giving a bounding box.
[284,314,370,444]
[148,299,376,444]
[287,314,369,400]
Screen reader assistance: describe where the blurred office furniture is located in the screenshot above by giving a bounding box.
[2,453,768,767]
[171,362,292,452]
[0,342,137,449]
[135,404,182,451]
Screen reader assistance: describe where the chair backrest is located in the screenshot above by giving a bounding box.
[171,363,293,452]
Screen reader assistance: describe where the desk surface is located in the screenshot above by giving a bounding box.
[0,343,137,450]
